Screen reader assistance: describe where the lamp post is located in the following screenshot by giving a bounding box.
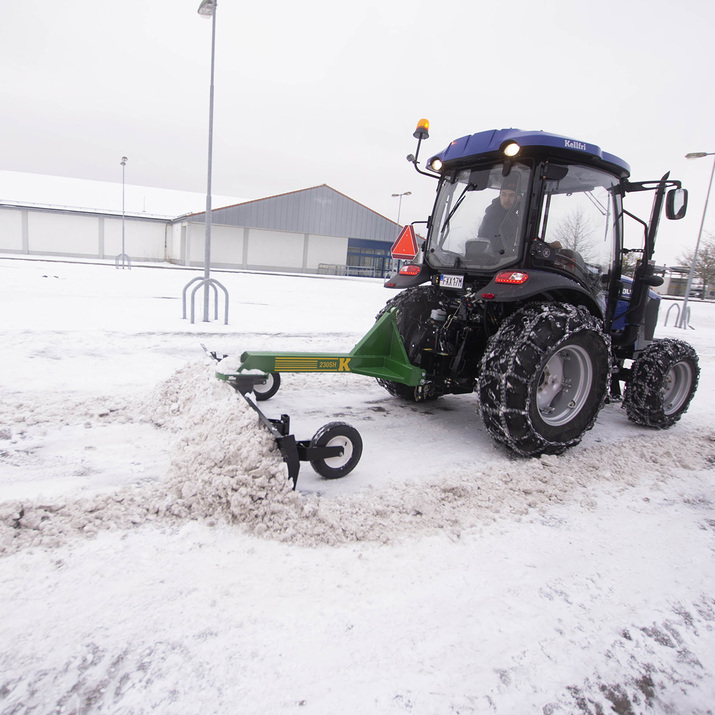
[200,0,216,323]
[115,156,131,269]
[677,151,715,329]
[121,157,127,263]
[391,191,411,225]
[181,0,229,324]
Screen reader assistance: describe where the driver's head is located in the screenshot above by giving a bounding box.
[499,174,519,210]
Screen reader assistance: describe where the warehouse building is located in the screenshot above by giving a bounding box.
[170,185,399,277]
[0,184,400,277]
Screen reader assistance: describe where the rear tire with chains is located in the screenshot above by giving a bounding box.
[623,338,699,428]
[374,285,444,401]
[478,302,610,456]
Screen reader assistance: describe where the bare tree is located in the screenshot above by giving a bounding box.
[551,206,600,262]
[621,251,638,278]
[677,232,715,296]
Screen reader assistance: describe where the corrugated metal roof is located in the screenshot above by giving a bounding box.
[185,185,400,242]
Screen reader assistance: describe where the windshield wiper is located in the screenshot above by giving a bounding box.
[585,190,607,216]
[439,183,474,244]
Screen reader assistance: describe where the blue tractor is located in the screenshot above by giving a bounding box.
[217,121,701,482]
[376,120,699,456]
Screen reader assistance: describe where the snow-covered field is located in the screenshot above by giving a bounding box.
[1,256,714,714]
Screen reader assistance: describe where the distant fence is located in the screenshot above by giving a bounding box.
[318,263,382,278]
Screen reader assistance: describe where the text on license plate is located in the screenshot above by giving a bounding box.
[440,274,464,289]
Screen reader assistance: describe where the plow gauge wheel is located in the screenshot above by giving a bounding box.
[308,422,363,479]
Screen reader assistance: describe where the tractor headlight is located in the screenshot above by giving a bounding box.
[429,158,443,172]
[503,142,520,157]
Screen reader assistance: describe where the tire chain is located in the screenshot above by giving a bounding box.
[623,338,699,428]
[478,302,611,456]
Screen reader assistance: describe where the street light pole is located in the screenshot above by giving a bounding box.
[391,191,411,225]
[121,156,127,266]
[677,151,715,329]
[181,0,229,324]
[115,156,131,269]
[201,0,216,322]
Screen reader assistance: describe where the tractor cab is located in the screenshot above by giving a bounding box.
[425,157,622,314]
[391,122,686,340]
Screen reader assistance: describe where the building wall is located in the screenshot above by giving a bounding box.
[247,228,304,269]
[166,222,184,264]
[0,205,167,261]
[0,209,23,251]
[171,221,350,273]
[184,223,243,267]
[307,233,348,269]
[1,191,391,276]
[103,217,166,260]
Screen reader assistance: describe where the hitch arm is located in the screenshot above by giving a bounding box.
[230,310,425,387]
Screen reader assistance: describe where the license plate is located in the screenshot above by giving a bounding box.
[440,274,464,289]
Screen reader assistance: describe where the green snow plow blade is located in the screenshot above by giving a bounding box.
[217,309,425,386]
[210,310,423,487]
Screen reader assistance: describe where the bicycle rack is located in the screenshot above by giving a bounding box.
[182,275,229,325]
[665,302,692,329]
[115,253,132,270]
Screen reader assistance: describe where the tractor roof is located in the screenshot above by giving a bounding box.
[429,128,631,177]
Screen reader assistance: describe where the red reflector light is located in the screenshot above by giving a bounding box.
[481,292,495,299]
[495,271,529,285]
[399,265,421,276]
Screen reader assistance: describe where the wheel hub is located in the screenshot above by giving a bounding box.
[663,361,694,415]
[536,345,593,427]
[323,436,353,468]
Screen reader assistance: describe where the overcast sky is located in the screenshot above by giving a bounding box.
[2,0,714,265]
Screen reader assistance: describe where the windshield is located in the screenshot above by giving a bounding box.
[428,162,531,271]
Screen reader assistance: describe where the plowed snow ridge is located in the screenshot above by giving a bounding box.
[1,361,713,555]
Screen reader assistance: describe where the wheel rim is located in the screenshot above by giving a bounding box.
[323,436,353,469]
[536,344,593,427]
[253,374,275,395]
[663,361,694,415]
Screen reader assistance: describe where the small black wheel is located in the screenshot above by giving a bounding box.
[253,372,281,401]
[623,339,699,428]
[309,422,363,479]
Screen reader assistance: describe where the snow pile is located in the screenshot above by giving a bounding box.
[2,359,715,556]
[143,360,303,533]
[147,364,715,550]
[0,361,293,555]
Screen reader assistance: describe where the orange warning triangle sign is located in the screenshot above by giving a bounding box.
[391,225,418,259]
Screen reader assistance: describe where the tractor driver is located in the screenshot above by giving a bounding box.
[478,173,521,250]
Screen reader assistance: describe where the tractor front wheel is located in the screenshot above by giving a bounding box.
[478,303,610,456]
[623,339,699,428]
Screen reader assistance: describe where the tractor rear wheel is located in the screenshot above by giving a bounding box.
[623,339,699,428]
[374,285,444,401]
[478,303,610,456]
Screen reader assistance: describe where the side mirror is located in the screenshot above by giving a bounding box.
[666,188,688,220]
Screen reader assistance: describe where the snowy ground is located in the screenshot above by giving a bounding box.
[1,256,714,714]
